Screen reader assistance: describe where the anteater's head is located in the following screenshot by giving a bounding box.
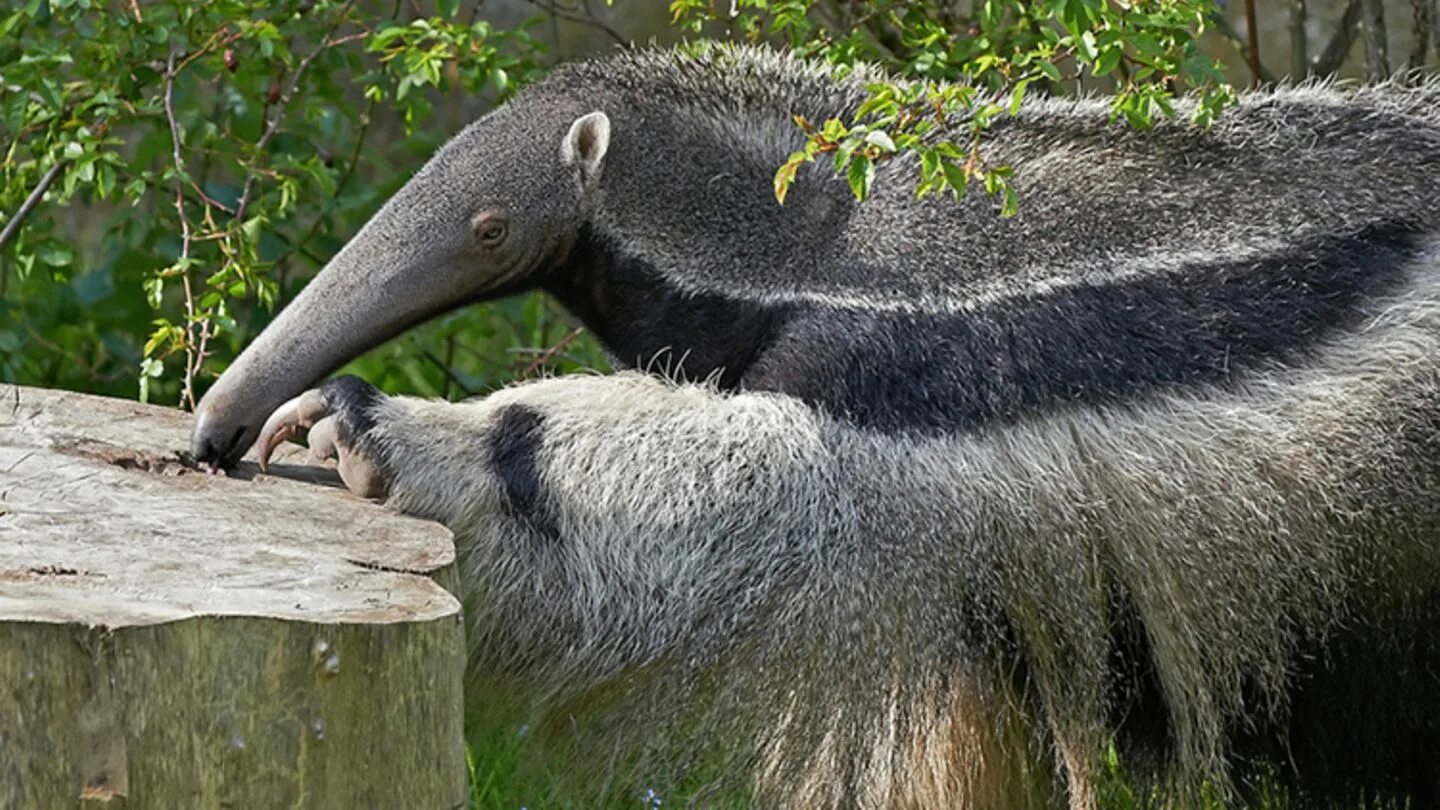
[191,101,611,466]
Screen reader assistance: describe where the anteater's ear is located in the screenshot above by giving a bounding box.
[562,111,610,186]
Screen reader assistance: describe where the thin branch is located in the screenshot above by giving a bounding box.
[0,159,67,252]
[421,349,480,397]
[154,20,261,408]
[522,326,586,378]
[324,30,374,49]
[164,48,206,412]
[522,0,628,46]
[187,179,236,216]
[272,97,378,307]
[174,26,246,75]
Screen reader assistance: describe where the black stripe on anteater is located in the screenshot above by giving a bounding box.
[553,222,1418,435]
[555,222,1421,437]
[318,375,396,479]
[749,223,1422,433]
[489,404,560,542]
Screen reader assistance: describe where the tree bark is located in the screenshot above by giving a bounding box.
[1244,0,1265,86]
[1409,0,1432,71]
[1361,0,1392,80]
[1290,0,1310,79]
[1314,0,1363,76]
[0,385,466,809]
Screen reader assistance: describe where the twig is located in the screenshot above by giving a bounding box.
[164,48,204,412]
[272,96,378,307]
[522,326,585,377]
[324,30,374,49]
[187,179,236,216]
[421,349,479,397]
[175,26,246,75]
[522,0,628,46]
[0,159,67,253]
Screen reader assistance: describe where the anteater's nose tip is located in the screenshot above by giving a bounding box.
[190,411,252,469]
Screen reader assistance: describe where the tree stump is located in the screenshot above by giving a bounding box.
[0,385,466,809]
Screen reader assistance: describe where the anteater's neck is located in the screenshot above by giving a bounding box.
[545,225,789,388]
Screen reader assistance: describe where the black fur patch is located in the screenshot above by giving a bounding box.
[319,375,383,443]
[317,375,395,475]
[548,227,790,389]
[748,224,1421,433]
[551,223,1420,435]
[489,405,559,542]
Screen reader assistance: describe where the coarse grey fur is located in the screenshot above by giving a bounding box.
[193,44,1440,807]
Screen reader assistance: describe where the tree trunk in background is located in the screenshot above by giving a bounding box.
[0,385,467,810]
[1313,0,1362,75]
[1290,0,1310,78]
[1361,0,1392,79]
[1433,0,1440,61]
[1411,0,1433,70]
[1244,0,1265,84]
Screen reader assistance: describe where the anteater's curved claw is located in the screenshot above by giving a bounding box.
[256,389,329,473]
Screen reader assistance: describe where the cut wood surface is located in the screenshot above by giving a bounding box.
[0,384,466,809]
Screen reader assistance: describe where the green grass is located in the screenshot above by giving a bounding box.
[460,732,1414,809]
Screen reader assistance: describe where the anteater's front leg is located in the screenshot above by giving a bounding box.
[257,371,852,681]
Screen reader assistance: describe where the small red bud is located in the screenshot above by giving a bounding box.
[223,48,239,73]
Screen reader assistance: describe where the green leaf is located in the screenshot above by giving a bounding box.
[773,153,807,204]
[941,160,969,198]
[1008,80,1031,116]
[1094,46,1122,76]
[144,276,163,309]
[36,243,74,267]
[1001,184,1019,217]
[847,155,875,201]
[863,130,896,153]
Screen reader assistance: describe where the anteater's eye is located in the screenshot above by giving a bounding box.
[474,216,509,247]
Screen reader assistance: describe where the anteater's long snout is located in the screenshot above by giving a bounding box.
[191,272,380,467]
[190,207,473,467]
